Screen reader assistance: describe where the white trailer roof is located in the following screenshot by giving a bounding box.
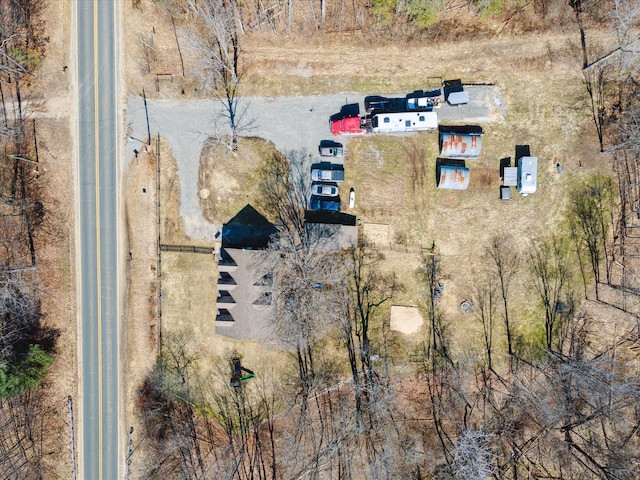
[372,111,438,133]
[517,157,538,195]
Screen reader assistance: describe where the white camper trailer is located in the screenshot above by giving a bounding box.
[517,156,537,196]
[371,111,438,133]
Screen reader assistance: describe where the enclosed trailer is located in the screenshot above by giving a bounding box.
[371,111,438,133]
[517,156,537,195]
[437,165,470,190]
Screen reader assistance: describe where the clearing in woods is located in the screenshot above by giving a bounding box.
[121,0,613,437]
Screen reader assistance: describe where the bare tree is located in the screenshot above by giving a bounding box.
[473,278,496,371]
[419,251,452,366]
[339,247,396,418]
[258,149,311,243]
[268,225,344,416]
[527,237,572,352]
[450,429,496,480]
[569,174,617,299]
[189,0,253,150]
[485,234,519,360]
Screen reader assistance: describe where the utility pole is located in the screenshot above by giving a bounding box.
[143,88,151,145]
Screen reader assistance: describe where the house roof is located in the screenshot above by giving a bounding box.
[222,204,277,249]
[216,248,276,341]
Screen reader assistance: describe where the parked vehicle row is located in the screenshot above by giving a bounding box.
[331,111,439,135]
[330,79,470,135]
[364,88,443,114]
[309,142,345,212]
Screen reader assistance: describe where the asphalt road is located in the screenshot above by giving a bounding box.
[76,0,119,478]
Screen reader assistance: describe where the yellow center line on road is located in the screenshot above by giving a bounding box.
[93,0,103,478]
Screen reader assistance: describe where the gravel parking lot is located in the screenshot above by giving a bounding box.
[125,86,504,240]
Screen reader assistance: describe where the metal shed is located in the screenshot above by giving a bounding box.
[440,131,483,158]
[503,167,518,186]
[437,165,470,190]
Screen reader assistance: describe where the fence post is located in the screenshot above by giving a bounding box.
[156,133,162,354]
[67,396,77,480]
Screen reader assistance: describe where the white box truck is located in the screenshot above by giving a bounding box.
[517,156,537,196]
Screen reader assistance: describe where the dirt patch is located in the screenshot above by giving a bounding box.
[158,136,190,245]
[123,144,161,437]
[363,222,392,248]
[390,306,424,335]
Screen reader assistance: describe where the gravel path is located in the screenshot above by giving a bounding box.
[125,86,503,241]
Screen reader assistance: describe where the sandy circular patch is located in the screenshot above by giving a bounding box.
[200,188,210,199]
[390,305,424,335]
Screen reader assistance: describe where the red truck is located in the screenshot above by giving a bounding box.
[330,116,367,135]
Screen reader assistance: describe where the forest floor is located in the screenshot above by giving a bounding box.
[20,0,78,477]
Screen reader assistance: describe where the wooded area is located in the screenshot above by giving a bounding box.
[0,0,59,477]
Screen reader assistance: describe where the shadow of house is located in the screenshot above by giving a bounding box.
[216,204,278,341]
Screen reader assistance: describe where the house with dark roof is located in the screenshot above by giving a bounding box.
[215,204,359,341]
[221,204,278,249]
[215,204,277,341]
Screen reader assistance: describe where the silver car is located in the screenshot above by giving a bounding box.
[311,182,339,197]
[319,140,344,157]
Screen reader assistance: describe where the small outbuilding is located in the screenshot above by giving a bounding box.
[437,164,470,190]
[439,125,483,158]
[443,79,469,105]
[503,167,518,187]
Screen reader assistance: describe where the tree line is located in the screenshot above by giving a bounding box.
[155,0,579,38]
[0,0,60,478]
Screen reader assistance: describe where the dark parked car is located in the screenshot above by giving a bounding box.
[364,95,392,112]
[309,195,341,212]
